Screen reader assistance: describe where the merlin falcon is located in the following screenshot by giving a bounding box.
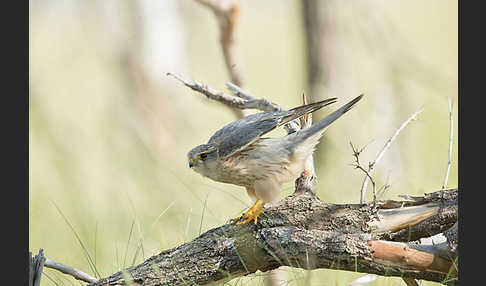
[187,95,363,225]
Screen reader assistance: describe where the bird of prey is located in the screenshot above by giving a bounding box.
[187,95,363,225]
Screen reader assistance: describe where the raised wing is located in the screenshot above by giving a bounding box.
[209,98,337,158]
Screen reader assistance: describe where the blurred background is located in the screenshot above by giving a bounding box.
[29,0,457,285]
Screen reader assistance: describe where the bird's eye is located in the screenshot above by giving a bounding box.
[199,153,208,160]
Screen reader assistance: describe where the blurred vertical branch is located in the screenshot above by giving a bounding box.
[301,0,336,166]
[301,0,334,95]
[194,0,250,119]
[195,0,244,86]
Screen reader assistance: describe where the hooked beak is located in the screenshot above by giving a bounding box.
[189,158,196,168]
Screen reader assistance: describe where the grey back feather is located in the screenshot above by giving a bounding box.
[209,111,289,158]
[209,98,337,158]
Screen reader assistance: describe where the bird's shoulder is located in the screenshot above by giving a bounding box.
[208,110,291,158]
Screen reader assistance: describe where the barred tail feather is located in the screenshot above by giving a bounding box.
[288,94,364,151]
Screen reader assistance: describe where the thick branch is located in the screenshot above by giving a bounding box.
[90,189,457,286]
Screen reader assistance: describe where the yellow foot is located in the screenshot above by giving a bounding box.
[234,200,265,225]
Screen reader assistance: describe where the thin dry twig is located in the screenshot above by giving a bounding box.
[376,173,391,200]
[225,82,253,100]
[44,258,98,284]
[30,249,98,285]
[359,107,424,204]
[167,72,279,111]
[299,92,312,129]
[350,142,377,205]
[442,98,453,190]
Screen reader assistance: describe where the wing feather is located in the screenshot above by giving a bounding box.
[209,98,337,158]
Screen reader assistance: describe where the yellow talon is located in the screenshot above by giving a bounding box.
[234,200,265,225]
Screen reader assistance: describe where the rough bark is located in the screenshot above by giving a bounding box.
[90,189,458,286]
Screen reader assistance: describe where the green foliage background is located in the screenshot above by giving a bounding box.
[29,0,457,285]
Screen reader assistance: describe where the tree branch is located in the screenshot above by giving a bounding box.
[45,258,98,284]
[167,73,301,134]
[29,249,99,285]
[90,189,457,286]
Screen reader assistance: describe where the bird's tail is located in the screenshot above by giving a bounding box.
[288,94,364,150]
[280,97,338,126]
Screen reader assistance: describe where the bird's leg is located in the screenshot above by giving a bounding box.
[232,198,260,222]
[233,199,265,225]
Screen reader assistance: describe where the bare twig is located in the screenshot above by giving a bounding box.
[29,249,99,285]
[168,72,278,111]
[44,258,98,284]
[299,92,312,129]
[167,73,301,134]
[168,72,245,108]
[350,142,378,205]
[377,173,391,200]
[225,82,253,100]
[360,107,424,204]
[442,98,453,190]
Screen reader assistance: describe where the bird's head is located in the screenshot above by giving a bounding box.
[187,144,218,173]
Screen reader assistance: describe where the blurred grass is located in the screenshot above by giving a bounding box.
[29,0,457,285]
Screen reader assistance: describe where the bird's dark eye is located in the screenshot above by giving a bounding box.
[199,153,208,160]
